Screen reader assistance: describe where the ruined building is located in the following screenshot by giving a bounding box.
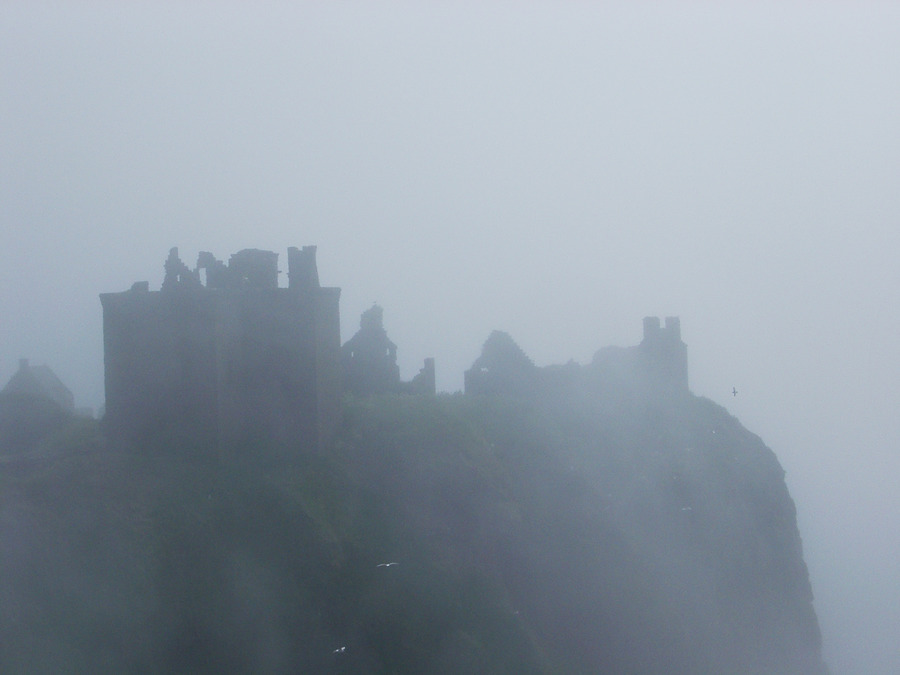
[342,304,435,397]
[634,316,688,389]
[100,246,341,452]
[463,330,539,396]
[588,316,689,394]
[101,243,679,450]
[465,317,688,396]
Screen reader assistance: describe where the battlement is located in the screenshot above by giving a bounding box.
[227,249,279,289]
[178,246,324,293]
[642,316,681,342]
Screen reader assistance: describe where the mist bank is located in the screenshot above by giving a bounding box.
[1,366,826,674]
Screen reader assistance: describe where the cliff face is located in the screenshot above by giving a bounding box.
[0,365,826,673]
[327,386,826,674]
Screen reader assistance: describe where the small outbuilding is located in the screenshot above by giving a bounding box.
[2,358,75,413]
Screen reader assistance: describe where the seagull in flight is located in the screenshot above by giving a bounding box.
[732,387,738,397]
[333,646,346,654]
[377,562,399,567]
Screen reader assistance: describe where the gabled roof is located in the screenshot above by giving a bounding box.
[2,360,74,412]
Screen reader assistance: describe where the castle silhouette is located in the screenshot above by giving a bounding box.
[100,246,685,452]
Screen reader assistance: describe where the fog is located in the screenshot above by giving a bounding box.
[2,3,898,672]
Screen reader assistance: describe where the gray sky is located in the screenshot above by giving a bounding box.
[2,3,899,671]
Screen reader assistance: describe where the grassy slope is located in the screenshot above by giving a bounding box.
[0,390,825,674]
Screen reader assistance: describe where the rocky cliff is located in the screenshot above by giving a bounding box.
[0,342,826,674]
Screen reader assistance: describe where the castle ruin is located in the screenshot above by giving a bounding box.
[465,317,688,397]
[100,246,341,453]
[342,304,435,397]
[101,244,683,451]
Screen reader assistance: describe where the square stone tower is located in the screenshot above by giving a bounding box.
[100,246,341,454]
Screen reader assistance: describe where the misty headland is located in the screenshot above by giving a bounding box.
[1,245,827,674]
[4,5,899,672]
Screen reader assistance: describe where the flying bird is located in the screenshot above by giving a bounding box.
[333,646,346,654]
[377,562,399,567]
[732,387,738,397]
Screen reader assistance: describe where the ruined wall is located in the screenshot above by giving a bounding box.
[402,357,436,396]
[638,316,689,391]
[341,304,435,397]
[466,319,689,397]
[101,284,219,448]
[313,285,342,448]
[101,247,341,453]
[464,331,539,396]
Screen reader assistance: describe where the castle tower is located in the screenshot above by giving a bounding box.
[341,305,436,396]
[639,316,688,391]
[100,246,341,454]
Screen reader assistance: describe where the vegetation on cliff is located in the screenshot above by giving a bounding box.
[0,385,826,673]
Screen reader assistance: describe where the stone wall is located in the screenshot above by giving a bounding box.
[100,247,341,453]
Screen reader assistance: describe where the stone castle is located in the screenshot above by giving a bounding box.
[100,246,435,452]
[101,246,343,452]
[101,245,686,452]
[464,316,688,398]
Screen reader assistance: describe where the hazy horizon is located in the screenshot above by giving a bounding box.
[3,3,899,672]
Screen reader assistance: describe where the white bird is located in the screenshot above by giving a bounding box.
[377,562,399,567]
[333,646,346,654]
